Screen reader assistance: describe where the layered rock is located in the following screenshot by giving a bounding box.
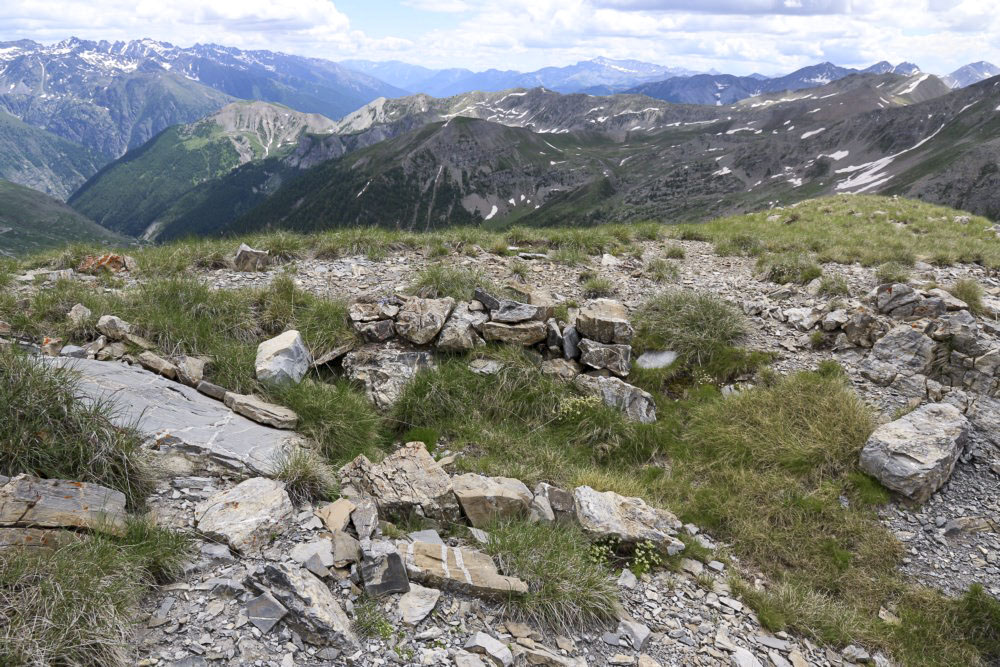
[573,486,684,554]
[573,375,656,423]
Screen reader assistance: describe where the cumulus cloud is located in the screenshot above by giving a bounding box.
[2,0,999,76]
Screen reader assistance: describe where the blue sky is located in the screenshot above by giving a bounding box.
[1,0,998,76]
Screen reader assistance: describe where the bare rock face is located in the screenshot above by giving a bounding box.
[578,339,632,377]
[452,473,533,528]
[342,344,435,409]
[860,325,937,385]
[261,563,359,649]
[573,486,685,555]
[437,302,488,351]
[573,374,656,423]
[339,442,460,521]
[224,392,298,429]
[398,540,529,598]
[195,477,294,553]
[396,296,455,345]
[255,330,311,386]
[859,402,970,503]
[0,474,126,535]
[234,243,270,272]
[576,299,634,344]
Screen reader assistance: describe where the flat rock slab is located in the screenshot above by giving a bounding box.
[398,540,528,599]
[48,357,297,474]
[0,474,126,535]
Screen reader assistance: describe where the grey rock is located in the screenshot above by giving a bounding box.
[398,582,441,625]
[255,330,311,386]
[533,482,576,520]
[396,296,455,344]
[562,325,581,360]
[360,539,410,596]
[860,402,969,503]
[618,619,651,650]
[234,243,269,272]
[876,283,921,315]
[246,592,287,633]
[481,321,547,345]
[195,380,227,401]
[59,344,86,358]
[262,563,359,648]
[573,485,684,554]
[223,392,298,429]
[195,478,294,553]
[342,345,435,409]
[576,299,634,344]
[407,529,444,545]
[437,302,488,351]
[353,318,396,342]
[137,351,178,380]
[452,473,533,528]
[731,647,763,667]
[573,374,656,423]
[330,530,362,568]
[96,314,130,340]
[46,357,295,474]
[540,358,582,381]
[67,303,91,326]
[0,474,126,535]
[399,541,528,598]
[578,339,632,377]
[465,631,514,667]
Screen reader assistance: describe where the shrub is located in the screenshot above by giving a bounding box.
[632,291,747,367]
[510,259,529,281]
[485,519,620,631]
[756,253,822,284]
[715,234,764,257]
[0,347,152,509]
[947,279,984,315]
[273,448,339,504]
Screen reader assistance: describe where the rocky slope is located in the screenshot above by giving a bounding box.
[0,110,103,199]
[68,101,337,239]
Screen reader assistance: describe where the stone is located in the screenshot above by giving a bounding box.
[876,283,921,315]
[137,351,178,380]
[353,319,396,342]
[349,299,400,322]
[59,345,86,358]
[351,498,379,540]
[196,380,227,401]
[529,493,555,522]
[224,392,298,429]
[96,315,131,340]
[821,309,850,332]
[860,402,969,503]
[396,296,455,344]
[40,337,63,356]
[77,253,135,274]
[398,582,441,625]
[360,538,410,596]
[576,299,634,344]
[246,592,287,633]
[784,306,826,331]
[174,355,207,387]
[533,482,576,520]
[546,318,563,352]
[731,647,764,667]
[0,527,77,550]
[573,375,656,423]
[67,303,91,326]
[0,474,126,535]
[330,531,362,567]
[437,302,489,351]
[255,330,311,386]
[315,498,355,532]
[482,321,547,345]
[562,325,581,360]
[470,358,504,375]
[339,442,459,521]
[465,631,514,667]
[578,339,632,377]
[407,528,444,544]
[618,619,651,650]
[452,473,533,527]
[262,563,359,649]
[290,539,334,568]
[843,310,883,348]
[399,541,529,598]
[861,325,936,384]
[45,358,296,474]
[342,345,435,409]
[636,350,677,369]
[195,478,294,553]
[234,243,269,272]
[573,486,684,554]
[540,358,582,381]
[455,652,490,667]
[929,310,984,355]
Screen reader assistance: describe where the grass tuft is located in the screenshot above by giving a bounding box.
[632,291,747,368]
[273,448,339,504]
[410,263,495,301]
[947,279,984,315]
[756,253,823,284]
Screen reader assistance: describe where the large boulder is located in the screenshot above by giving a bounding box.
[396,297,456,345]
[342,345,435,409]
[576,299,634,344]
[398,541,529,598]
[573,375,656,423]
[0,474,126,535]
[96,315,131,340]
[859,402,970,503]
[255,330,311,386]
[195,478,294,553]
[875,283,921,316]
[578,339,632,377]
[452,474,533,527]
[261,563,359,649]
[573,486,684,554]
[437,303,488,351]
[339,442,460,521]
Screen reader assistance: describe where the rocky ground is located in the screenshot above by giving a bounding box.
[6,237,1000,667]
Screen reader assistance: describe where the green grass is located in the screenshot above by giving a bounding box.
[581,276,614,298]
[484,519,620,631]
[632,291,748,369]
[948,279,984,315]
[646,258,679,283]
[409,263,496,301]
[273,447,339,504]
[0,347,153,509]
[756,252,823,285]
[353,595,395,639]
[663,245,686,259]
[875,261,911,285]
[680,195,998,269]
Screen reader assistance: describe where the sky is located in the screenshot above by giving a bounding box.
[1,0,998,76]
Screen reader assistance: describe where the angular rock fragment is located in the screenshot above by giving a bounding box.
[67,303,91,326]
[0,474,126,535]
[315,498,355,532]
[396,296,455,344]
[195,478,294,553]
[224,392,298,429]
[576,299,634,344]
[573,374,656,423]
[234,243,270,272]
[246,592,287,633]
[96,314,131,340]
[399,541,529,598]
[437,302,488,351]
[859,402,969,503]
[342,345,435,409]
[533,482,576,521]
[137,350,178,380]
[255,330,311,386]
[398,582,441,625]
[578,339,632,377]
[573,486,684,554]
[340,442,459,521]
[452,473,533,527]
[465,632,514,667]
[360,538,410,596]
[481,321,547,345]
[262,563,359,648]
[540,358,582,381]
